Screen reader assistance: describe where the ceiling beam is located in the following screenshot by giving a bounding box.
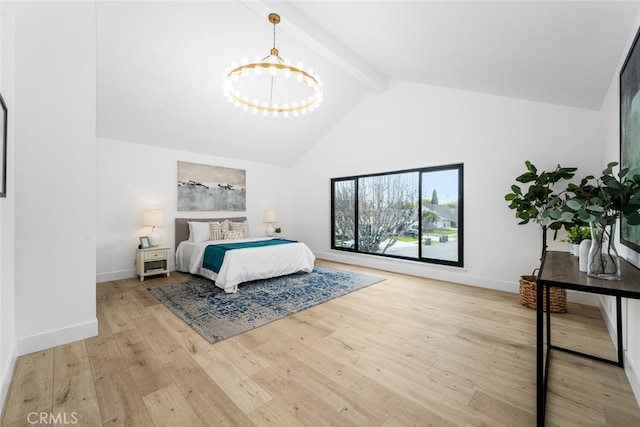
[237,0,388,92]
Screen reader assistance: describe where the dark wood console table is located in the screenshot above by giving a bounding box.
[536,251,640,426]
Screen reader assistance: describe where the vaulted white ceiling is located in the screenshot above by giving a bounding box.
[96,1,640,166]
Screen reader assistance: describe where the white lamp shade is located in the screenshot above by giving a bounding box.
[263,209,278,223]
[143,209,165,227]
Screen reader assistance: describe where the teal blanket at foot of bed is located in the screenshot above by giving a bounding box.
[202,239,298,273]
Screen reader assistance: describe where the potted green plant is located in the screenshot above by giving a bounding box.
[505,161,578,259]
[505,161,576,313]
[558,162,640,279]
[561,224,591,255]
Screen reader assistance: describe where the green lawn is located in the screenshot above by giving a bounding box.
[428,228,458,236]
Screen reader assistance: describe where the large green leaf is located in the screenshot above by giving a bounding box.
[549,221,563,230]
[525,160,537,173]
[560,212,575,222]
[516,172,538,183]
[578,208,595,222]
[628,212,640,225]
[566,199,582,211]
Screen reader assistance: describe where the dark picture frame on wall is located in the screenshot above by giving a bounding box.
[620,26,640,252]
[0,92,6,198]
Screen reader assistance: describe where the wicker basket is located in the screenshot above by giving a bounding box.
[519,269,567,313]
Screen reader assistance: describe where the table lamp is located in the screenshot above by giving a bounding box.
[264,209,277,237]
[143,208,164,246]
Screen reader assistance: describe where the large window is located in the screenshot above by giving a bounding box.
[331,164,463,267]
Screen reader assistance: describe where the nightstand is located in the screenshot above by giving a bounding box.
[136,246,170,281]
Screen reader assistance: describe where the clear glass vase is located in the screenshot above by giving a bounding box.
[588,219,621,280]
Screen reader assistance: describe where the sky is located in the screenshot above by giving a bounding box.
[422,168,459,204]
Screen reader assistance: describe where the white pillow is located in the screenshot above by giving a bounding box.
[188,221,211,243]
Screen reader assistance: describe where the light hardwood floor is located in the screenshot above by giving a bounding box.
[2,260,640,426]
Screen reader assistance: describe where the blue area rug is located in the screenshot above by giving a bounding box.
[147,266,385,344]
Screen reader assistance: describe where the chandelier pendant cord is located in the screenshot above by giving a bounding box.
[269,19,277,108]
[269,76,275,108]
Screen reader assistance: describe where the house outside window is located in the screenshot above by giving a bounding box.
[331,164,463,267]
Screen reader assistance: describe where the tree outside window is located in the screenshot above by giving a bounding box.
[331,164,463,267]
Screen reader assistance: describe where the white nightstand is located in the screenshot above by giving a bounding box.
[136,246,170,281]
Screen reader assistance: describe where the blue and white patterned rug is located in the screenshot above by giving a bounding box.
[148,266,385,344]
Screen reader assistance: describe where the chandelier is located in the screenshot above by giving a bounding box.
[223,13,323,117]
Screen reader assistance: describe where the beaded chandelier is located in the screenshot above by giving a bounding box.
[223,13,323,117]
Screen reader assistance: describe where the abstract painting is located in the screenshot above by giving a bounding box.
[178,161,246,211]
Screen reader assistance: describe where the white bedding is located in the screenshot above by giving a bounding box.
[175,237,316,293]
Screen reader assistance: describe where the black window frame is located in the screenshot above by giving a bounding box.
[331,163,464,268]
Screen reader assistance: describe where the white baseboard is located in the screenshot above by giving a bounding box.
[96,268,136,283]
[16,319,98,356]
[598,296,618,346]
[96,262,176,283]
[566,290,600,306]
[315,250,599,306]
[315,250,517,293]
[597,297,640,407]
[103,252,594,306]
[0,341,17,420]
[625,350,640,408]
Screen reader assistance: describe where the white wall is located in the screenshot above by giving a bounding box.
[96,139,294,282]
[292,79,603,299]
[599,9,640,405]
[0,0,16,412]
[13,2,97,355]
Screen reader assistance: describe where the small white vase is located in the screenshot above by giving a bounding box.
[572,244,580,256]
[579,239,591,272]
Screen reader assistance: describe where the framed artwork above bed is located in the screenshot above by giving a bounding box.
[177,161,246,211]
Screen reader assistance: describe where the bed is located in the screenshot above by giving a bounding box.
[174,217,316,293]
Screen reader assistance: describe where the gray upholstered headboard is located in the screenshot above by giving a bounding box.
[175,217,248,248]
